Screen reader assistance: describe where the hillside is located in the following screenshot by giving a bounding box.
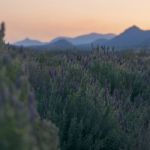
[105,26,150,49]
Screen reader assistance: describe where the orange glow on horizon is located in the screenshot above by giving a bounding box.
[0,0,150,42]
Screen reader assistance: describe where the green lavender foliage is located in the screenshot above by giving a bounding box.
[28,49,150,150]
[0,46,60,150]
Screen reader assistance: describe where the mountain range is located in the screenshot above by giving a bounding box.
[14,25,150,50]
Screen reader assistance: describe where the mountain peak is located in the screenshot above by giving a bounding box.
[15,38,43,47]
[105,25,150,49]
[23,38,31,41]
[125,25,142,33]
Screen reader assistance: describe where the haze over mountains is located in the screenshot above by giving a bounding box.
[14,25,150,50]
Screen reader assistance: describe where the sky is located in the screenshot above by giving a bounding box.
[0,0,150,43]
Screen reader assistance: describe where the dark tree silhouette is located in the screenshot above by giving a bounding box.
[0,22,5,44]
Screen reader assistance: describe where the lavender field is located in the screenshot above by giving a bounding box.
[0,23,150,150]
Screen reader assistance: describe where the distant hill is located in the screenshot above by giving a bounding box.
[68,33,115,45]
[92,38,108,46]
[14,38,44,47]
[105,25,150,49]
[76,38,109,51]
[140,38,150,47]
[37,39,75,51]
[50,33,115,45]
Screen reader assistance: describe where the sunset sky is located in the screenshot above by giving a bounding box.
[0,0,150,43]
